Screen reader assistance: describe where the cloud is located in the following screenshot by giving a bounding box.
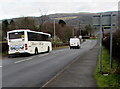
[0,0,119,20]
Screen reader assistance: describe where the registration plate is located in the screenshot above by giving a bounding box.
[15,52,19,54]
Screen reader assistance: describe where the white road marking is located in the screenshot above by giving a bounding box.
[14,57,34,64]
[14,53,49,64]
[0,66,2,68]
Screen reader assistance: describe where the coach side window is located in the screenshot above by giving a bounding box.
[42,35,49,41]
[28,32,37,41]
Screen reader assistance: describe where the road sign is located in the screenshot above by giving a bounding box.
[93,13,116,72]
[93,14,116,26]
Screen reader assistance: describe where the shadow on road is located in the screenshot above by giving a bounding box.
[7,51,49,58]
[8,54,33,58]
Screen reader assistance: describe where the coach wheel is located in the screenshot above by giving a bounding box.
[47,47,50,53]
[35,48,38,55]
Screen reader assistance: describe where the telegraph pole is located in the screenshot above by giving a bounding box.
[53,20,56,42]
[73,29,74,37]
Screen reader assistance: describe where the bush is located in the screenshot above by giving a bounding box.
[103,30,120,63]
[82,36,90,39]
[52,42,69,48]
[2,42,8,52]
[95,47,120,87]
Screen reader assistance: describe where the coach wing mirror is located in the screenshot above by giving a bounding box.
[50,38,52,42]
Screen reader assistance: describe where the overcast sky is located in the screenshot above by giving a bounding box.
[0,0,119,20]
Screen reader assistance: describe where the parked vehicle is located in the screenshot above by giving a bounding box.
[69,38,81,49]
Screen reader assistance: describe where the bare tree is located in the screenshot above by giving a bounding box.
[9,20,16,30]
[2,20,9,38]
[38,9,49,31]
[15,17,36,30]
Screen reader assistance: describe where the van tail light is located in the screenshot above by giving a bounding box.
[25,44,28,50]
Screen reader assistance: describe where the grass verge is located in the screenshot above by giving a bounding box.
[95,47,120,87]
[53,46,69,50]
[0,51,7,56]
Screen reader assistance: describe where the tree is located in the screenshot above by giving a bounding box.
[64,25,73,42]
[38,9,49,31]
[42,22,65,41]
[78,29,88,36]
[9,20,16,30]
[85,24,93,36]
[42,22,74,43]
[15,17,36,30]
[55,23,65,42]
[42,22,54,36]
[2,20,9,37]
[38,15,49,31]
[58,19,66,27]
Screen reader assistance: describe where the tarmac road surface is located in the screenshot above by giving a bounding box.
[2,40,98,88]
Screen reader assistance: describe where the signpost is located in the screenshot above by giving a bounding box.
[100,14,103,72]
[110,13,113,68]
[93,13,116,72]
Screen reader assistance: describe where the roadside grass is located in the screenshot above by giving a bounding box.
[53,46,69,50]
[0,41,7,43]
[0,51,7,56]
[0,51,7,60]
[89,37,99,40]
[95,47,120,87]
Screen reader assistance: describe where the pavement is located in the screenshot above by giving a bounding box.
[43,40,99,87]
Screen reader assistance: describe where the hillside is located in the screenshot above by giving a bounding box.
[48,11,118,28]
[48,12,96,28]
[2,11,118,30]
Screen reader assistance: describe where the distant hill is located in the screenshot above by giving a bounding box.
[2,11,118,29]
[48,11,118,28]
[48,12,95,28]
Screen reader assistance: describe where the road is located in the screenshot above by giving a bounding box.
[2,40,98,88]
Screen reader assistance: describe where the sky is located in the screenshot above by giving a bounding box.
[0,0,119,20]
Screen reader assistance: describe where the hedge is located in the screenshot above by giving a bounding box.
[103,30,120,63]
